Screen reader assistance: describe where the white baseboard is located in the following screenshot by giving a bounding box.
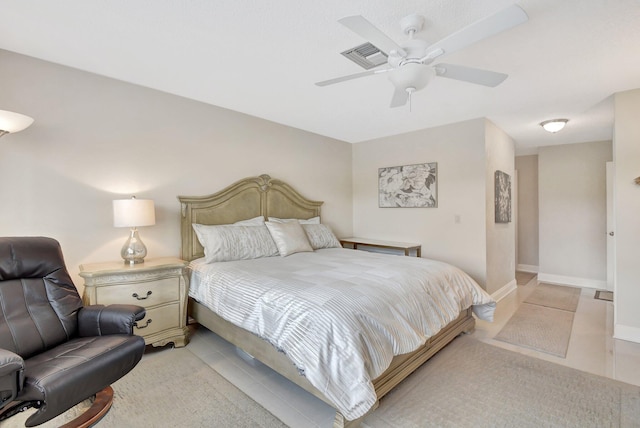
[614,323,640,344]
[537,272,606,289]
[516,264,539,273]
[492,279,517,302]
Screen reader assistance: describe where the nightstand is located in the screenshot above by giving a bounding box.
[79,257,190,347]
[339,237,422,257]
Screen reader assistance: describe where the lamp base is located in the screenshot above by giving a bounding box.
[121,228,147,265]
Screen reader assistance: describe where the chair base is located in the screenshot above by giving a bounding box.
[60,386,113,428]
[0,386,113,428]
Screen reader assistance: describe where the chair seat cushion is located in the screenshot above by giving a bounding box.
[18,334,145,426]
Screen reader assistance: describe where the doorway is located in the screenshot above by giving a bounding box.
[606,161,615,292]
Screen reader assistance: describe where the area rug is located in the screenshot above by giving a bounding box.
[363,336,640,428]
[595,290,614,302]
[4,348,286,428]
[515,271,537,285]
[524,282,581,311]
[493,302,575,357]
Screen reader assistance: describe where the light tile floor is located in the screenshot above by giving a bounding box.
[185,277,640,427]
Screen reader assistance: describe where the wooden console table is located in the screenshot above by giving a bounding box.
[339,237,421,257]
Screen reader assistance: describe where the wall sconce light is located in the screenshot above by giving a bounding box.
[113,196,156,265]
[0,110,35,138]
[539,118,569,133]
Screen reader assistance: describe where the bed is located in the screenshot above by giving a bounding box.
[178,174,495,427]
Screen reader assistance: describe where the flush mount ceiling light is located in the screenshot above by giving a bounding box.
[540,118,569,133]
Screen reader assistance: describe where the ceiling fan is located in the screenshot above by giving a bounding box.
[316,5,529,108]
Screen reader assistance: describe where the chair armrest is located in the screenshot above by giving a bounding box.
[0,349,23,378]
[0,349,24,409]
[78,304,146,337]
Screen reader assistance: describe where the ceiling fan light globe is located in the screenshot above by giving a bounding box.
[388,63,435,92]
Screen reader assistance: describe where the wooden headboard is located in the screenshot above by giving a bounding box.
[178,174,323,261]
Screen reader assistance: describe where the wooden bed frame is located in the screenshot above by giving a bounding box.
[178,174,475,427]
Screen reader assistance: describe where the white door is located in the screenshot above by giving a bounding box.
[606,161,615,292]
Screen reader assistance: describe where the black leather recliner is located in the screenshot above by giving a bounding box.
[0,236,146,426]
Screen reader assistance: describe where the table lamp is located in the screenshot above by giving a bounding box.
[113,196,155,264]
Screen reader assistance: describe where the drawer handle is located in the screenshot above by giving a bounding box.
[132,291,152,300]
[134,319,152,329]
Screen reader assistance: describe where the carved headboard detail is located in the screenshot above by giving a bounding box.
[178,174,323,261]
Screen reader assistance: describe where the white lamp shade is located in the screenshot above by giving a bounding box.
[388,63,435,91]
[113,198,156,227]
[0,110,35,134]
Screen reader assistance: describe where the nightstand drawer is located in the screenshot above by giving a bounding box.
[134,303,179,337]
[94,277,180,307]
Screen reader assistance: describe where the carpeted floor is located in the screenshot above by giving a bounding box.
[4,347,287,428]
[7,335,639,428]
[493,283,580,357]
[363,335,640,428]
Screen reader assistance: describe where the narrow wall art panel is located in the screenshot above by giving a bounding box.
[379,162,437,208]
[495,170,511,223]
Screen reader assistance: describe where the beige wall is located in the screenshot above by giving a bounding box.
[538,141,612,288]
[515,155,539,270]
[484,121,516,295]
[0,50,353,292]
[613,88,640,342]
[353,118,505,289]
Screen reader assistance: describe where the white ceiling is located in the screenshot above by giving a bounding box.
[2,0,640,154]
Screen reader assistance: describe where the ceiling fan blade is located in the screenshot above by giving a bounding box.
[338,15,407,57]
[427,5,528,59]
[315,68,391,87]
[390,87,408,108]
[435,63,508,87]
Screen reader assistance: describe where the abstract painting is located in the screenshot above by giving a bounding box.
[379,162,437,208]
[495,170,511,223]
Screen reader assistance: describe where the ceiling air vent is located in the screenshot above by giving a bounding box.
[341,42,388,70]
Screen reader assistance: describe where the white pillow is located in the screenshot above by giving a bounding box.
[192,224,278,263]
[233,216,265,226]
[302,224,342,250]
[265,221,313,257]
[267,216,320,225]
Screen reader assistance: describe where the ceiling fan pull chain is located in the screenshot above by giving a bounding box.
[407,87,415,112]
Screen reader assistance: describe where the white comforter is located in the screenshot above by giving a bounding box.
[188,248,495,420]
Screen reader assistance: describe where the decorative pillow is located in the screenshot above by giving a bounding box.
[192,224,278,263]
[302,224,342,250]
[267,216,320,225]
[233,216,265,226]
[265,221,313,257]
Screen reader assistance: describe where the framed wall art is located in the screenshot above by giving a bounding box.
[379,162,437,208]
[494,170,511,223]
